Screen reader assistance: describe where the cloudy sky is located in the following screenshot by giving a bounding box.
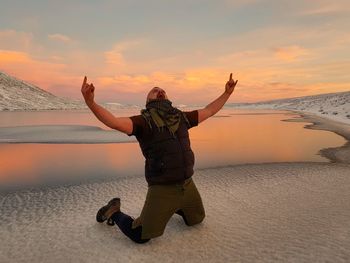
[0,0,349,105]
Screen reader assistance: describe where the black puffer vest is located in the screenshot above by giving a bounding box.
[139,113,195,186]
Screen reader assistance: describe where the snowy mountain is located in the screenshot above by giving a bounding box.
[0,71,139,111]
[0,71,88,111]
[228,91,350,124]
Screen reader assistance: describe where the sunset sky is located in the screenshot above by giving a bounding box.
[0,0,349,105]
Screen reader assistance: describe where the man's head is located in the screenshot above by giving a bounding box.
[146,87,168,104]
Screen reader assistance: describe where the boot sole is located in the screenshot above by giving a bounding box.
[96,198,121,225]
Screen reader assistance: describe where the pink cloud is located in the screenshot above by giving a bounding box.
[104,50,125,65]
[0,50,77,95]
[273,45,310,62]
[104,39,147,66]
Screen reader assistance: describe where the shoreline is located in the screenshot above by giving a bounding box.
[282,110,350,164]
[1,110,350,262]
[1,162,349,262]
[0,109,348,194]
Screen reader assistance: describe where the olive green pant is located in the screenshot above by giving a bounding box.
[132,177,205,239]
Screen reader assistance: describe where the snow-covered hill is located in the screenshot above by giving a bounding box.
[228,91,350,124]
[0,71,89,111]
[0,71,141,111]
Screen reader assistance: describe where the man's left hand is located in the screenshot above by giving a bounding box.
[225,73,238,95]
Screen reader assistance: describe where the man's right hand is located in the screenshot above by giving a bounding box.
[81,76,95,107]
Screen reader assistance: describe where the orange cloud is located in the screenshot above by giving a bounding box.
[93,68,232,104]
[104,39,147,66]
[97,75,150,93]
[0,49,29,63]
[104,50,124,65]
[273,45,309,62]
[0,50,76,94]
[1,25,349,106]
[2,45,348,105]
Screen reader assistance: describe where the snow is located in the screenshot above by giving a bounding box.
[0,71,137,111]
[228,91,350,125]
[1,162,350,262]
[0,71,87,111]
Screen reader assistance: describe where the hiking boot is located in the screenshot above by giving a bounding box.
[96,198,121,226]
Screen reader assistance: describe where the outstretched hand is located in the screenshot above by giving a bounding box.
[225,73,238,95]
[81,76,95,107]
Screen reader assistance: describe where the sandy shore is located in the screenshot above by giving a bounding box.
[0,111,349,262]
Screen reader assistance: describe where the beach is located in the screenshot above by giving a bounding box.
[0,111,349,262]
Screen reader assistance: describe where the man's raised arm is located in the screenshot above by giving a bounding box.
[198,73,238,123]
[81,76,133,135]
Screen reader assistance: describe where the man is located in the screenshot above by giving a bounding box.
[81,74,238,244]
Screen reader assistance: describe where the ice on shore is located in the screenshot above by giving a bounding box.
[1,162,349,262]
[229,91,350,124]
[0,125,134,143]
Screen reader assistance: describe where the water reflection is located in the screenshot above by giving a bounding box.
[0,143,144,189]
[190,112,344,167]
[0,109,138,129]
[0,109,346,191]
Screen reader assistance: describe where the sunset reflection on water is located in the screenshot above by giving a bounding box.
[0,109,345,190]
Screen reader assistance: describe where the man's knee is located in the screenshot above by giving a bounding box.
[186,211,205,226]
[127,225,152,244]
[133,237,151,244]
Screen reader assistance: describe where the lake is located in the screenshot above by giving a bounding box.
[0,108,346,192]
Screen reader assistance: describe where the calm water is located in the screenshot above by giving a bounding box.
[0,108,346,191]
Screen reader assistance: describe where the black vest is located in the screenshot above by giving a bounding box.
[138,114,195,186]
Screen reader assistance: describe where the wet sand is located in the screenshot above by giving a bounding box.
[0,111,349,262]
